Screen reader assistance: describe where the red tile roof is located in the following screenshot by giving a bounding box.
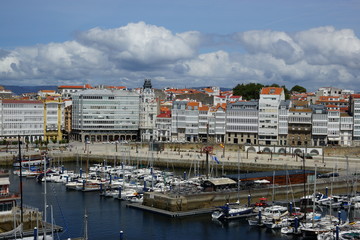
[260,87,283,95]
[351,94,360,99]
[199,106,209,111]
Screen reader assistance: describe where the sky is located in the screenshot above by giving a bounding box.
[1,0,360,92]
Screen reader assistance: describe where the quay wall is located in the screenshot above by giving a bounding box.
[1,142,360,174]
[44,153,334,173]
[143,180,351,212]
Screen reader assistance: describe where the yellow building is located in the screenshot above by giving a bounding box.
[43,96,64,142]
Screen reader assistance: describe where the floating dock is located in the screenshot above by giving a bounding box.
[127,203,214,217]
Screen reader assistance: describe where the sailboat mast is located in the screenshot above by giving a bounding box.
[44,153,47,239]
[18,135,24,224]
[237,148,240,203]
[312,165,317,227]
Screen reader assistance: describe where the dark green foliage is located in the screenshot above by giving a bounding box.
[233,83,264,100]
[290,85,307,93]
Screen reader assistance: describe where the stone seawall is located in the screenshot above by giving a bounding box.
[1,142,359,174]
[143,179,351,212]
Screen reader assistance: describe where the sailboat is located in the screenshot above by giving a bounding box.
[211,148,253,220]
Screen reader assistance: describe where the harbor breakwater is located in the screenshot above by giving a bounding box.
[142,179,351,213]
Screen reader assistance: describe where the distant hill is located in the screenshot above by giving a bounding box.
[3,85,57,95]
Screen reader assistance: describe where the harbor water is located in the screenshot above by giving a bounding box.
[7,166,349,240]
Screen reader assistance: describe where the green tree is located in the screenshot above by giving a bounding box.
[233,83,264,100]
[290,85,307,93]
[281,85,290,100]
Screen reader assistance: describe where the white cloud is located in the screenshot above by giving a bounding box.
[0,22,360,90]
[233,30,304,64]
[76,22,199,69]
[294,26,360,68]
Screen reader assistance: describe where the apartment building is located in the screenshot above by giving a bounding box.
[316,96,349,110]
[71,89,140,142]
[57,84,92,99]
[0,99,44,142]
[349,94,360,145]
[278,100,291,146]
[327,105,341,145]
[340,113,353,146]
[198,105,210,142]
[171,100,188,141]
[155,108,171,142]
[185,102,200,142]
[43,97,64,142]
[208,104,226,143]
[226,100,258,145]
[310,104,328,146]
[288,101,312,146]
[258,87,285,145]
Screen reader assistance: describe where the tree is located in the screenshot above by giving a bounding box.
[233,83,264,100]
[290,85,307,93]
[281,85,291,100]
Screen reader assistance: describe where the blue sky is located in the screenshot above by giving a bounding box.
[1,0,360,91]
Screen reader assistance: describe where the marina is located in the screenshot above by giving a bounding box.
[2,157,360,240]
[1,141,360,239]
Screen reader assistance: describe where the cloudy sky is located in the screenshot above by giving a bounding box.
[1,0,360,92]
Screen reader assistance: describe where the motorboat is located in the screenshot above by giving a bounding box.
[211,203,253,220]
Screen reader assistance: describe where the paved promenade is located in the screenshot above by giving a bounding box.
[1,142,359,174]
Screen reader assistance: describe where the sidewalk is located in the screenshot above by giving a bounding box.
[1,142,358,173]
[67,142,357,173]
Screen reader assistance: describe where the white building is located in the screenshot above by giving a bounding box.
[44,98,65,142]
[0,99,44,142]
[327,105,341,145]
[155,109,172,142]
[72,89,140,142]
[278,100,291,146]
[139,79,158,142]
[57,84,92,99]
[340,113,353,146]
[226,100,258,145]
[311,104,328,146]
[258,87,285,145]
[203,86,220,96]
[316,87,343,97]
[171,100,188,142]
[209,104,226,143]
[184,101,200,142]
[213,95,242,105]
[350,94,360,145]
[198,105,210,142]
[37,90,58,99]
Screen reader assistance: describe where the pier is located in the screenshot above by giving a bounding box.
[139,177,354,216]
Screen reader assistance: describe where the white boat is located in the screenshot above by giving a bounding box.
[247,205,288,226]
[281,225,301,235]
[264,217,291,229]
[212,203,253,220]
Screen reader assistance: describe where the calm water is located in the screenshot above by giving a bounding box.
[8,168,303,240]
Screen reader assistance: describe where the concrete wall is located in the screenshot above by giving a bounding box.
[143,179,352,212]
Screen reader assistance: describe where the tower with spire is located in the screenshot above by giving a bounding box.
[139,79,158,142]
